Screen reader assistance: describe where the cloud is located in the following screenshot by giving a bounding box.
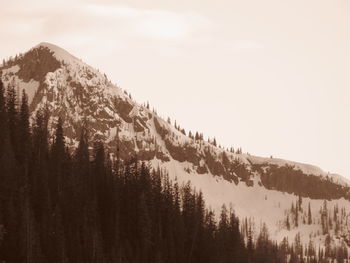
[136,12,191,41]
[0,0,261,61]
[81,3,211,41]
[229,40,263,52]
[1,1,200,38]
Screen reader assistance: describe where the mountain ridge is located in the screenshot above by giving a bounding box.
[0,42,348,187]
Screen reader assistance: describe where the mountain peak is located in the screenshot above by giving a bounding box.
[33,42,81,65]
[35,41,61,50]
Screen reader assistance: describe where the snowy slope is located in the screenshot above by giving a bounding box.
[151,157,350,249]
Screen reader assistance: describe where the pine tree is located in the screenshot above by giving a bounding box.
[286,214,290,230]
[255,223,271,263]
[203,209,216,263]
[321,200,329,234]
[138,192,151,260]
[18,89,33,262]
[294,232,302,258]
[18,89,31,165]
[172,182,185,263]
[49,117,67,210]
[247,225,254,263]
[0,77,18,262]
[191,191,205,263]
[0,77,7,153]
[308,203,312,225]
[195,132,199,141]
[325,234,331,258]
[217,204,234,263]
[188,131,193,139]
[6,82,19,160]
[295,201,299,227]
[298,195,302,211]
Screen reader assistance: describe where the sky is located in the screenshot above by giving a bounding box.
[1,0,350,178]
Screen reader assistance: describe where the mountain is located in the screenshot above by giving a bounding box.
[1,42,350,248]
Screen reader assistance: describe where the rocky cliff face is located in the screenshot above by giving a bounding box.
[2,42,350,247]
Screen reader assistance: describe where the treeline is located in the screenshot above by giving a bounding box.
[0,79,349,263]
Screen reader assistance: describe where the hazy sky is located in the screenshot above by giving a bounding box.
[1,0,350,178]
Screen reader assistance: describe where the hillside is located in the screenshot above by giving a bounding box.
[1,42,350,250]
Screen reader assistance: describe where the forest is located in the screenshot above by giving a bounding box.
[0,78,349,263]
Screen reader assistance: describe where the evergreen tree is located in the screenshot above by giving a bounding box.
[298,195,302,211]
[195,132,201,141]
[6,82,19,160]
[0,77,19,262]
[308,203,312,225]
[321,201,328,235]
[247,225,254,263]
[295,201,299,227]
[286,214,290,230]
[138,192,151,261]
[18,89,33,262]
[18,89,31,165]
